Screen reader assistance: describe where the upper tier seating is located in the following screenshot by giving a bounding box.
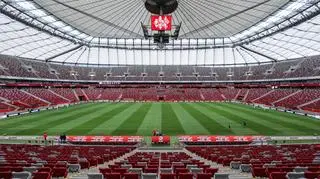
[1,54,320,81]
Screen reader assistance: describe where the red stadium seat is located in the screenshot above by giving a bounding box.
[161,173,176,179]
[308,167,320,172]
[305,171,320,178]
[44,164,55,169]
[113,168,128,175]
[10,166,23,172]
[88,158,98,167]
[145,168,159,173]
[133,164,146,171]
[37,167,52,174]
[33,172,51,179]
[269,172,287,179]
[161,164,172,168]
[178,173,193,179]
[252,167,267,178]
[52,167,68,178]
[148,164,159,168]
[267,168,282,176]
[175,168,189,174]
[104,173,122,179]
[205,168,218,176]
[0,168,10,172]
[79,161,90,169]
[55,164,67,168]
[109,164,121,169]
[99,167,112,174]
[196,173,212,179]
[123,173,139,179]
[0,171,12,179]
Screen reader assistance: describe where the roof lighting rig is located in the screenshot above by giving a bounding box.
[142,0,182,49]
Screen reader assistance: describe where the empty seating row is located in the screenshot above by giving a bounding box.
[1,54,320,81]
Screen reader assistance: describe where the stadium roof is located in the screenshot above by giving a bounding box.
[0,0,320,65]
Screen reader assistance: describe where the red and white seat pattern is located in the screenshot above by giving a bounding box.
[0,144,135,179]
[0,88,48,109]
[187,145,320,179]
[26,88,69,105]
[0,86,319,113]
[98,152,219,179]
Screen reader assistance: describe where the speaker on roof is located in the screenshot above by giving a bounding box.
[145,0,178,14]
[153,33,169,43]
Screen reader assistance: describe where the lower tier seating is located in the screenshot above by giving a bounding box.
[0,86,319,113]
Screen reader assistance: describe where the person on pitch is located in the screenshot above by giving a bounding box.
[43,132,48,141]
[156,129,160,136]
[243,121,247,127]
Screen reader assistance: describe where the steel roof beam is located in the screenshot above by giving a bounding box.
[30,0,91,42]
[234,1,320,46]
[180,0,270,37]
[240,45,278,62]
[238,46,261,64]
[45,45,82,62]
[50,0,143,38]
[0,1,87,46]
[232,0,292,37]
[1,0,87,41]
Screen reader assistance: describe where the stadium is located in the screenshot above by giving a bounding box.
[0,0,320,178]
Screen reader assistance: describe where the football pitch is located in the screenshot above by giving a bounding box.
[0,102,320,136]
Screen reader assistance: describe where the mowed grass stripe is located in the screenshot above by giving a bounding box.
[215,103,296,135]
[112,103,152,135]
[198,102,259,135]
[201,103,279,135]
[180,103,233,135]
[65,103,133,135]
[1,104,98,135]
[210,103,281,135]
[192,103,258,135]
[161,103,184,135]
[232,103,320,129]
[0,103,94,129]
[236,102,320,126]
[45,103,113,135]
[88,104,142,135]
[220,103,319,135]
[137,103,162,136]
[3,102,319,136]
[172,103,209,135]
[14,103,107,135]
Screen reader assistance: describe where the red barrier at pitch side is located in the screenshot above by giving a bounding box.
[178,135,265,143]
[67,136,143,143]
[151,136,170,144]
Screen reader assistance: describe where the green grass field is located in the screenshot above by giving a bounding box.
[0,102,320,136]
